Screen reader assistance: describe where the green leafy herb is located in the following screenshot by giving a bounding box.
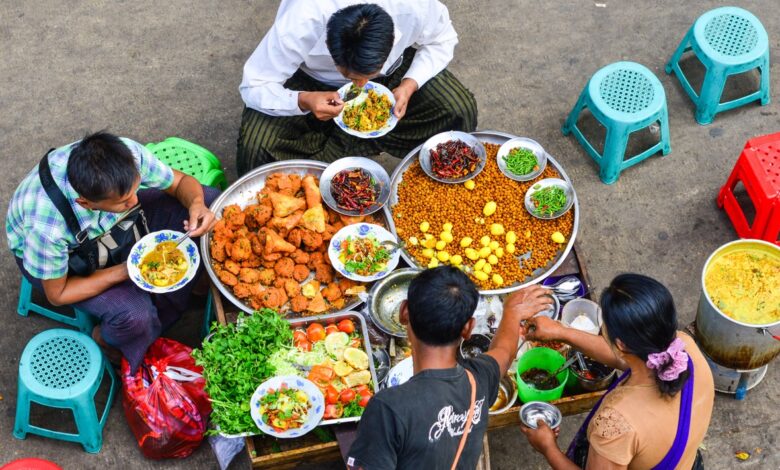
[192,309,294,435]
[343,398,365,418]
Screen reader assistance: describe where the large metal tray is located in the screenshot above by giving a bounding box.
[382,130,580,295]
[201,160,388,314]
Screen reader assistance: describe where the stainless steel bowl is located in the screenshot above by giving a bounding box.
[567,351,617,392]
[535,293,561,321]
[489,375,518,415]
[524,178,576,220]
[367,268,421,337]
[418,131,487,184]
[319,156,391,216]
[496,137,548,182]
[458,333,492,362]
[520,401,562,429]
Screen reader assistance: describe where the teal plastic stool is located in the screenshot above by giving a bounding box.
[666,7,770,125]
[562,61,671,184]
[201,289,214,339]
[145,137,227,190]
[13,329,117,453]
[17,277,96,334]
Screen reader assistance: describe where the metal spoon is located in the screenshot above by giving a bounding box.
[575,351,590,375]
[343,84,364,102]
[549,276,582,294]
[539,355,579,387]
[381,239,405,254]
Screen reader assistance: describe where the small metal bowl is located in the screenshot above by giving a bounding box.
[496,137,548,182]
[418,131,487,184]
[524,178,575,220]
[458,333,492,362]
[319,156,391,216]
[367,268,421,337]
[519,401,562,429]
[489,375,518,415]
[372,348,391,385]
[534,293,561,321]
[568,351,617,392]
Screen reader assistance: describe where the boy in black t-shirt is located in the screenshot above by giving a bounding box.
[348,266,552,470]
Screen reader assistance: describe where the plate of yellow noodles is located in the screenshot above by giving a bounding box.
[334,81,397,139]
[128,230,200,293]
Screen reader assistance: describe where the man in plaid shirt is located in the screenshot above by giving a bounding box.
[7,132,219,370]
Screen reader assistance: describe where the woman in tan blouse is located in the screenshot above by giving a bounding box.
[520,274,714,470]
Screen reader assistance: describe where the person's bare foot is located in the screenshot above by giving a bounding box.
[91,325,123,365]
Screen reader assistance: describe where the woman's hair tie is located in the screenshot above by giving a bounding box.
[646,338,688,381]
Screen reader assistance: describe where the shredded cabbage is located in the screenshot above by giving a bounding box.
[268,341,331,377]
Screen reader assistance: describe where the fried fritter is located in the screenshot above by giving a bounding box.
[292,264,310,282]
[274,257,295,278]
[322,283,342,302]
[239,268,262,284]
[258,268,276,286]
[291,249,310,265]
[224,259,241,275]
[230,237,252,261]
[301,230,324,250]
[290,295,309,312]
[314,263,335,284]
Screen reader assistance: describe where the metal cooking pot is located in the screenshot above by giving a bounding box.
[695,239,780,370]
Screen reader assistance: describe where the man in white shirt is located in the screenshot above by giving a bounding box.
[236,0,478,175]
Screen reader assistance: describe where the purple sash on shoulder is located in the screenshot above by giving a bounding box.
[566,357,695,469]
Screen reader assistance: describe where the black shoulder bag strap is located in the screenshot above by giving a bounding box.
[38,149,90,243]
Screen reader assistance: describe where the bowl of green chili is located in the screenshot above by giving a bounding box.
[496,137,547,182]
[524,178,575,220]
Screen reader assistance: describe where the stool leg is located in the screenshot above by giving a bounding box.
[665,29,691,74]
[72,394,103,453]
[759,58,771,106]
[600,125,630,184]
[201,290,214,339]
[17,277,32,317]
[74,308,97,335]
[562,88,588,136]
[13,385,30,439]
[695,66,726,125]
[660,109,672,156]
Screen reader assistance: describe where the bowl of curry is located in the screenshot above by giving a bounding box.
[128,230,200,293]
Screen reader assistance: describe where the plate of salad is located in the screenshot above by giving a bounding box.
[328,223,401,282]
[250,376,324,438]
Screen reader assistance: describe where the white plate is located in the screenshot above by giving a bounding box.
[250,376,324,439]
[385,356,414,388]
[328,223,400,282]
[127,230,199,293]
[334,81,398,139]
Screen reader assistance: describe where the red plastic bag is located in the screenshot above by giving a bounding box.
[121,338,212,459]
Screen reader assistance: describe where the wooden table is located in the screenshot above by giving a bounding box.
[210,241,603,469]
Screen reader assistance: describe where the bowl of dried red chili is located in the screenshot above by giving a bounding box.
[320,156,391,216]
[418,131,487,184]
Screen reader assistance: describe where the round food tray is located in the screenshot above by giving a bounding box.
[201,160,389,315]
[382,130,579,295]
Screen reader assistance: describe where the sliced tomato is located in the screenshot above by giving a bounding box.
[295,339,312,351]
[337,319,355,334]
[293,329,307,343]
[357,388,372,407]
[339,388,356,404]
[348,337,362,348]
[308,364,335,389]
[325,385,340,405]
[354,384,370,394]
[307,323,326,343]
[325,324,340,335]
[324,403,344,419]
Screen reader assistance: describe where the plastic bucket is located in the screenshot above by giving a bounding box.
[561,298,602,335]
[515,347,568,403]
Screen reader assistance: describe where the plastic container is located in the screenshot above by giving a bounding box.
[561,298,602,335]
[515,347,569,403]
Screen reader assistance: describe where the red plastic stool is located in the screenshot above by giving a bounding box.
[717,132,780,245]
[1,459,62,470]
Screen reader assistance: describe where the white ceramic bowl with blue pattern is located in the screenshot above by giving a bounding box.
[385,356,414,389]
[250,376,324,439]
[334,81,398,139]
[127,230,200,293]
[328,223,401,283]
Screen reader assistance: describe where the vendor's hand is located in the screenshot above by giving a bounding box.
[520,420,560,455]
[503,285,553,322]
[298,91,344,120]
[392,78,418,119]
[525,316,567,342]
[185,202,215,237]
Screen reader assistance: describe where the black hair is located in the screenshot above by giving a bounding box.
[601,273,690,397]
[67,131,139,201]
[406,266,479,346]
[326,4,394,75]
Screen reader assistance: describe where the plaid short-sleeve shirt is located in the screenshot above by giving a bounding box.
[6,137,174,280]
